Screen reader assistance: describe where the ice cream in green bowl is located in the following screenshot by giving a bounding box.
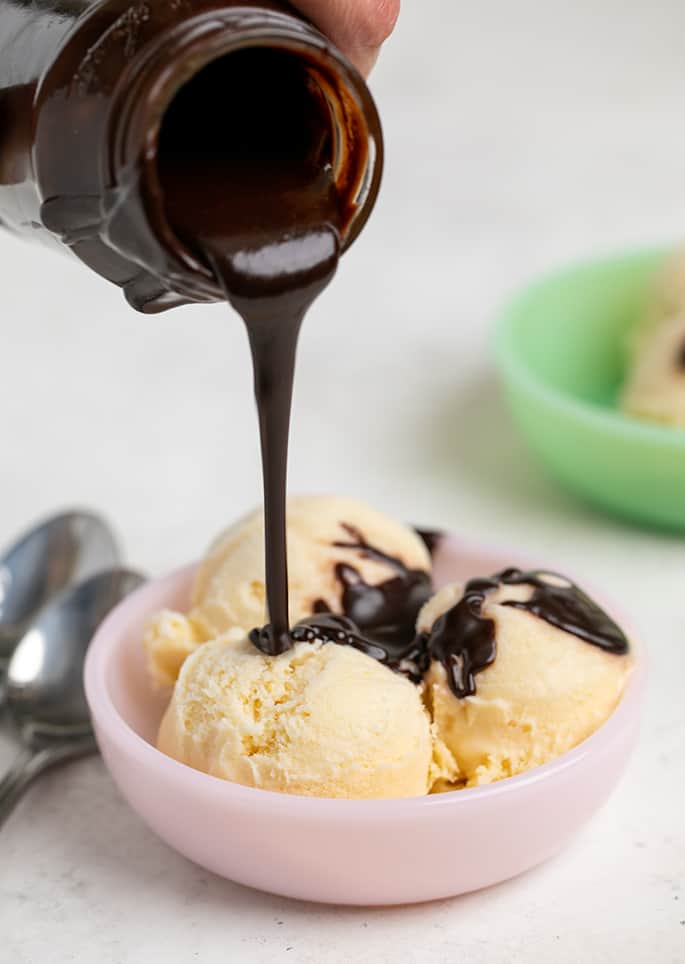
[494,247,685,530]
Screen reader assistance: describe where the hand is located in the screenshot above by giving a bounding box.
[293,0,400,76]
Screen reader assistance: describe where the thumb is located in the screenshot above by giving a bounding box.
[294,0,400,76]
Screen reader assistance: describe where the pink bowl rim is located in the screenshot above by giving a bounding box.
[84,533,647,820]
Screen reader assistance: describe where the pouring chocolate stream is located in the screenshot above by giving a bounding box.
[156,45,628,688]
[158,46,370,652]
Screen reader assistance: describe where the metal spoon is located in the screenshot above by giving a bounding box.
[0,567,145,828]
[0,510,120,664]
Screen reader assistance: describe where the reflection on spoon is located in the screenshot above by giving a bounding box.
[0,568,145,828]
[0,510,119,663]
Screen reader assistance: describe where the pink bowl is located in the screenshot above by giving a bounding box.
[84,537,646,905]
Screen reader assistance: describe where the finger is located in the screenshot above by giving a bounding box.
[295,0,400,75]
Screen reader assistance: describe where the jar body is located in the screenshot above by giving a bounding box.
[0,0,93,243]
[0,0,383,312]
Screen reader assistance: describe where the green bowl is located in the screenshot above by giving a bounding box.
[495,248,685,530]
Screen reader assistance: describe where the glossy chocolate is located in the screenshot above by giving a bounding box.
[420,568,630,698]
[256,564,630,703]
[498,568,629,654]
[158,47,377,654]
[251,522,432,657]
[289,612,428,682]
[418,577,498,698]
[161,51,339,653]
[324,524,432,645]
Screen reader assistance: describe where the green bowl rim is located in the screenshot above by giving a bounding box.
[493,246,685,450]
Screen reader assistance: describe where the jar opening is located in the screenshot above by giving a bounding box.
[105,16,382,307]
[156,44,346,269]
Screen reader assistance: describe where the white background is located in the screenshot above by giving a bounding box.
[1,1,684,961]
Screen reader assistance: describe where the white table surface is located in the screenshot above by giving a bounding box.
[1,2,684,961]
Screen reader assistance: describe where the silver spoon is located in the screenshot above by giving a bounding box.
[0,510,120,664]
[0,567,145,828]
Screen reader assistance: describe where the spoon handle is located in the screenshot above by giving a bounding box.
[0,738,97,828]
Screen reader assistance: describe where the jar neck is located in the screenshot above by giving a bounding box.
[102,8,383,310]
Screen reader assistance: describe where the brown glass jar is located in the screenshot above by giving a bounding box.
[0,0,382,312]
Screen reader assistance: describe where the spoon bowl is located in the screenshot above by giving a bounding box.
[0,510,120,662]
[0,568,145,826]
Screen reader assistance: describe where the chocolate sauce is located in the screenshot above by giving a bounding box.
[129,31,629,699]
[291,613,389,663]
[159,48,349,653]
[280,565,629,700]
[291,613,428,682]
[497,569,629,654]
[415,528,444,558]
[2,5,385,654]
[254,519,432,673]
[251,521,433,657]
[418,577,499,698]
[419,568,629,698]
[320,524,433,646]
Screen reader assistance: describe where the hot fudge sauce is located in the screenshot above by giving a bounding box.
[158,47,373,653]
[418,568,630,699]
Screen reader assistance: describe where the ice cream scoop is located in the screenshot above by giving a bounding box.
[144,496,431,686]
[418,571,633,787]
[619,249,685,426]
[88,536,645,902]
[157,632,436,799]
[145,501,634,799]
[637,248,685,324]
[620,312,685,426]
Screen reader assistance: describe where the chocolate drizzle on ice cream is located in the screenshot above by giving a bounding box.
[419,568,630,698]
[498,569,629,654]
[291,614,390,663]
[250,522,432,659]
[159,49,381,659]
[291,614,428,683]
[254,564,629,702]
[320,524,433,647]
[417,577,498,698]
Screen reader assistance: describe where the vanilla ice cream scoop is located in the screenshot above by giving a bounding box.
[144,496,431,686]
[637,248,685,324]
[418,570,633,788]
[158,633,435,799]
[620,250,685,426]
[620,312,685,426]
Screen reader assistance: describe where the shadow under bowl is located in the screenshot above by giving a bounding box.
[495,247,685,530]
[84,537,645,905]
